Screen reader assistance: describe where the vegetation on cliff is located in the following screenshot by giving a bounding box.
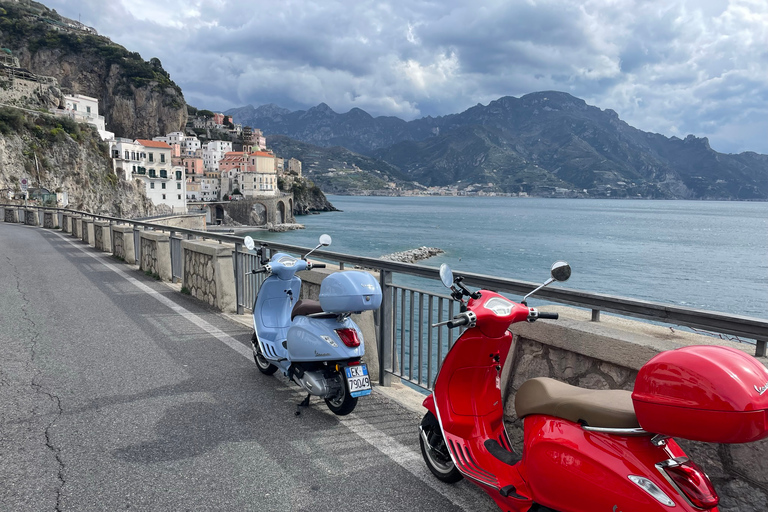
[0,107,158,217]
[0,0,187,139]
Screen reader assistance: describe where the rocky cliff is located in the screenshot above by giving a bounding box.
[0,107,159,217]
[0,1,187,139]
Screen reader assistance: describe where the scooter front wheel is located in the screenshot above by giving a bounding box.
[252,333,277,375]
[420,412,463,483]
[324,373,358,416]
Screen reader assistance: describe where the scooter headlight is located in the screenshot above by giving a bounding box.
[484,297,514,317]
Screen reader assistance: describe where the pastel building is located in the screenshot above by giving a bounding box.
[219,150,278,198]
[202,140,233,172]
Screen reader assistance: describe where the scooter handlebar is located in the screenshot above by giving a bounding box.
[537,312,559,320]
[447,316,470,328]
[310,263,326,269]
[250,268,268,274]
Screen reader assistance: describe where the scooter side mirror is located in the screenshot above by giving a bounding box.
[244,236,255,251]
[439,264,454,289]
[550,261,571,282]
[319,234,332,247]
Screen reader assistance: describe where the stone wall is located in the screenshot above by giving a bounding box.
[139,231,171,281]
[94,221,111,252]
[111,225,135,264]
[43,210,57,229]
[504,308,768,512]
[24,208,38,226]
[5,207,18,223]
[181,240,235,312]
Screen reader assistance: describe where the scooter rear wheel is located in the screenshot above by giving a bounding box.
[252,333,277,375]
[324,373,358,416]
[420,412,463,483]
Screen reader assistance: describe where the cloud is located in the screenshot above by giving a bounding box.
[45,0,768,154]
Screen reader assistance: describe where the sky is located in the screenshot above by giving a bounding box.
[46,0,768,155]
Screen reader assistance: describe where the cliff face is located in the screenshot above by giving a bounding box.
[1,2,187,139]
[0,108,159,217]
[286,178,337,214]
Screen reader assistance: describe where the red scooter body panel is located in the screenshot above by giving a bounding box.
[633,345,768,443]
[521,415,717,512]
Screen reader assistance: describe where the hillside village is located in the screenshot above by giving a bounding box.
[13,90,304,214]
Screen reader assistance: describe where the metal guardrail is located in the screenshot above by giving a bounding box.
[4,204,767,392]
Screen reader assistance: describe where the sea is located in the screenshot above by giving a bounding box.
[247,196,768,322]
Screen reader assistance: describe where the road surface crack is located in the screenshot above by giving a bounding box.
[10,255,66,511]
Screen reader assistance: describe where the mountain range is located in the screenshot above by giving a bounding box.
[227,92,768,199]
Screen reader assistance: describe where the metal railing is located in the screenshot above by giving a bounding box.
[4,203,767,393]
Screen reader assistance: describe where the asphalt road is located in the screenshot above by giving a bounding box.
[0,223,496,512]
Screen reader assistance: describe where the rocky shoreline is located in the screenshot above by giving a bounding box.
[381,247,445,263]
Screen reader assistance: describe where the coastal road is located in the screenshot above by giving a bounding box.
[0,223,496,512]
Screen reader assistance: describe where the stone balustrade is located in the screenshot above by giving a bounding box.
[111,225,136,264]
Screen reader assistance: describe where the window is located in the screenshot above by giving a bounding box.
[149,169,156,178]
[161,183,166,189]
[162,194,166,200]
[177,195,181,200]
[177,183,181,189]
[86,106,91,114]
[160,154,165,163]
[175,171,182,180]
[160,170,167,179]
[150,183,155,189]
[149,153,154,163]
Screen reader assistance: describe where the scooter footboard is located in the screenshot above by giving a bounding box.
[522,415,718,512]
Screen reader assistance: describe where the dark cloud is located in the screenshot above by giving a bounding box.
[44,0,768,154]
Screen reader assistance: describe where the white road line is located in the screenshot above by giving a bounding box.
[57,232,485,511]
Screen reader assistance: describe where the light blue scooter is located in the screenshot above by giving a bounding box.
[243,234,382,415]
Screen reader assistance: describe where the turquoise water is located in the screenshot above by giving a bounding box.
[248,196,768,320]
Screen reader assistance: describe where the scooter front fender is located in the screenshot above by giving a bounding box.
[521,415,718,512]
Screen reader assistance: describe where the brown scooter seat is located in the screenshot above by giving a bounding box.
[291,299,337,321]
[515,377,640,429]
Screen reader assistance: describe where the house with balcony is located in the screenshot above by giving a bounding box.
[219,150,278,198]
[56,94,114,140]
[110,139,186,212]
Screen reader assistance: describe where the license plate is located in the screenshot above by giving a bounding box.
[344,364,372,397]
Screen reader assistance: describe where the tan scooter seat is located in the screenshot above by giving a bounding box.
[515,377,640,429]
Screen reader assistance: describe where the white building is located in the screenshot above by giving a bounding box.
[110,138,187,213]
[58,94,114,140]
[202,140,233,172]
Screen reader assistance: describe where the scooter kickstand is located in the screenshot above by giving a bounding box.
[295,393,311,416]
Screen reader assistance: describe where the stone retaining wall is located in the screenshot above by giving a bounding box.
[70,215,81,238]
[181,240,235,311]
[43,210,57,229]
[111,225,135,264]
[505,308,768,511]
[5,207,18,223]
[24,208,39,226]
[139,231,171,281]
[94,221,111,252]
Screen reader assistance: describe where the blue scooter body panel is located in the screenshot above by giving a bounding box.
[287,316,365,362]
[253,275,301,362]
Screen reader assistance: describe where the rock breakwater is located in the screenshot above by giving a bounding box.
[381,247,445,263]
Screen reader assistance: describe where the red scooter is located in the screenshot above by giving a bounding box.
[420,262,768,512]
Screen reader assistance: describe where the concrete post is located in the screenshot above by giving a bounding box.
[70,215,82,238]
[94,221,112,252]
[111,225,136,264]
[180,239,236,313]
[139,231,172,281]
[82,218,95,247]
[24,208,39,226]
[62,213,71,233]
[4,207,19,223]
